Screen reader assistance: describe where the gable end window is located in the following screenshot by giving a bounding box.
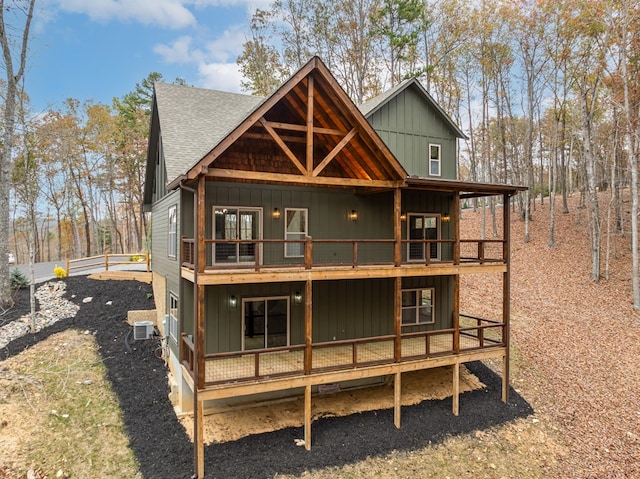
[402,288,435,326]
[429,144,441,177]
[168,205,177,259]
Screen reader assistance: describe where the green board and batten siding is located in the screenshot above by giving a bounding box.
[366,85,458,179]
[203,276,452,354]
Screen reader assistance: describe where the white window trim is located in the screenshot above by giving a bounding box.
[284,208,308,258]
[429,143,442,177]
[212,206,263,265]
[401,288,435,326]
[241,296,290,351]
[168,205,177,260]
[168,292,178,341]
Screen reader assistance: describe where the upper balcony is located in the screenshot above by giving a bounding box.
[181,236,507,284]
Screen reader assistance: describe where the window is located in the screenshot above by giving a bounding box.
[168,205,177,259]
[242,296,290,350]
[213,207,262,264]
[408,214,440,261]
[402,288,435,326]
[285,208,308,257]
[168,293,178,341]
[429,144,441,176]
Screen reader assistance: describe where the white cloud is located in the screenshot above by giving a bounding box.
[154,24,247,92]
[202,25,246,62]
[154,36,206,64]
[54,0,196,29]
[198,62,244,93]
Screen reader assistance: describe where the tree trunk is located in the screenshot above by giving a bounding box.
[0,0,36,308]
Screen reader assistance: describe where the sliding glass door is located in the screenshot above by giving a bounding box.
[242,297,289,350]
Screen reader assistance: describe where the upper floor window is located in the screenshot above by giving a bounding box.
[429,144,441,176]
[168,205,177,259]
[285,208,308,257]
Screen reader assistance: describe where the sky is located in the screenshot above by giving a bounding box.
[24,0,268,113]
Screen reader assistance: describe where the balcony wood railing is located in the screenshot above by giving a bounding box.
[181,237,505,271]
[180,315,505,387]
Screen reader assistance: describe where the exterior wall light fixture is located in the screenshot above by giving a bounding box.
[348,209,358,222]
[442,214,450,222]
[400,213,407,221]
[272,208,281,219]
[229,295,238,309]
[293,291,303,304]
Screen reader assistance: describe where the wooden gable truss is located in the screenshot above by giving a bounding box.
[183,57,407,189]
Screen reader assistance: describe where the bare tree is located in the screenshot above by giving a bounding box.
[0,0,36,308]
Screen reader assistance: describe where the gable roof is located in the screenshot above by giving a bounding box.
[359,78,468,140]
[168,56,408,189]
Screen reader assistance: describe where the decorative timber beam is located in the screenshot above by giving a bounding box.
[306,75,314,173]
[312,128,357,177]
[259,117,307,175]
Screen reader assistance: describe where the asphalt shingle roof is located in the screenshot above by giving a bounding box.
[154,82,264,183]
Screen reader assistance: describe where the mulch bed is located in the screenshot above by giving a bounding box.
[1,276,532,479]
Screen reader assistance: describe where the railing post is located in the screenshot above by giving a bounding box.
[65,258,69,275]
[478,241,485,264]
[146,251,150,272]
[352,241,358,268]
[304,236,313,270]
[105,253,109,271]
[255,242,261,272]
[254,352,260,379]
[478,318,484,347]
[425,240,430,266]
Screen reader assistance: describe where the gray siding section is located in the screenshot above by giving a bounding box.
[151,190,181,351]
[367,87,458,179]
[151,190,181,279]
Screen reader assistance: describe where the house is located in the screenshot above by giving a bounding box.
[143,56,525,478]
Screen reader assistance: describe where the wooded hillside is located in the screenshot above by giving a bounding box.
[7,0,640,306]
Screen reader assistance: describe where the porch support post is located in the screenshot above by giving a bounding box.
[193,175,206,478]
[304,279,312,374]
[394,187,402,267]
[394,371,401,428]
[453,189,461,355]
[452,362,460,416]
[304,384,312,450]
[393,276,402,362]
[502,193,511,403]
[453,271,460,355]
[453,192,460,265]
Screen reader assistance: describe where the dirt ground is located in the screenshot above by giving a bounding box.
[181,366,484,444]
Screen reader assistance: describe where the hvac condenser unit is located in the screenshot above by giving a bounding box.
[133,320,155,340]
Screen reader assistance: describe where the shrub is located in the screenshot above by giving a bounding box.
[10,268,29,290]
[130,254,141,262]
[53,265,67,279]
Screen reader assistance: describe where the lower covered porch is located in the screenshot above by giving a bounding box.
[181,314,504,386]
